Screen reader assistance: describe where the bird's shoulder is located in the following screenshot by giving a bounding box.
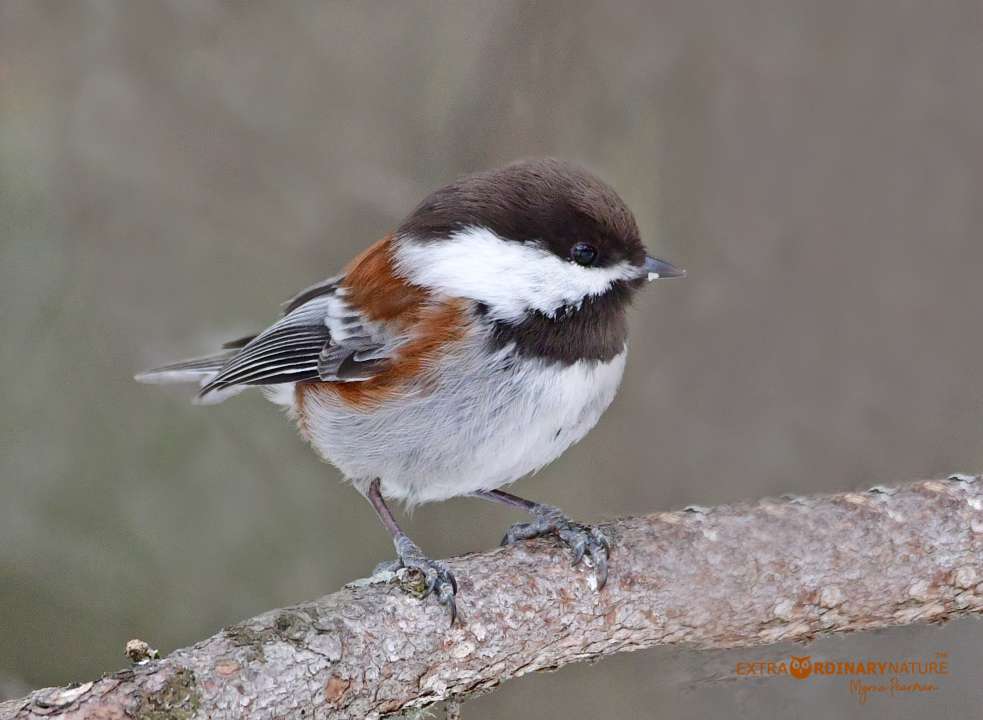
[290,235,474,409]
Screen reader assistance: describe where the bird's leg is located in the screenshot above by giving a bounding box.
[474,489,610,589]
[365,479,458,624]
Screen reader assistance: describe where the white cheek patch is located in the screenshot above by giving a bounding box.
[394,227,638,322]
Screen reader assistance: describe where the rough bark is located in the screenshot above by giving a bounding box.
[3,476,983,719]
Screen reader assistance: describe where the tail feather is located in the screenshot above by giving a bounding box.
[134,352,234,386]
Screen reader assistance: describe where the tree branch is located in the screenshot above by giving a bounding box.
[4,476,982,719]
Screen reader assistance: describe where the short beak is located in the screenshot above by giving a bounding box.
[641,256,686,281]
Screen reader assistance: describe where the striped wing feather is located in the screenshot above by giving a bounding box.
[197,277,390,399]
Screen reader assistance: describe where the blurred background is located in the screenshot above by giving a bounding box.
[2,1,983,717]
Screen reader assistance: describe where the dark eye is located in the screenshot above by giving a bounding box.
[570,242,598,266]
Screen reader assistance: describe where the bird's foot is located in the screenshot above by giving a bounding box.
[501,506,610,589]
[379,535,458,625]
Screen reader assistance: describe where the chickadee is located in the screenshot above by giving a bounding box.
[137,158,684,623]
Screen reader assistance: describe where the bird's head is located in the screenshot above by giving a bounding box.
[393,158,684,324]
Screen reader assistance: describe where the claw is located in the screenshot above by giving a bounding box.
[570,538,586,566]
[592,547,609,590]
[437,583,458,626]
[386,538,460,625]
[423,572,436,598]
[595,529,611,552]
[501,511,611,591]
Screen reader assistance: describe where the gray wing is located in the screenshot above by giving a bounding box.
[196,276,394,401]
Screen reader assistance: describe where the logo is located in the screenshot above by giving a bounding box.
[789,655,812,679]
[736,652,949,704]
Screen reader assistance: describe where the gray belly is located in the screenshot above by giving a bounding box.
[292,339,627,507]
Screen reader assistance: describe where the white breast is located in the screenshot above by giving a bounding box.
[291,333,627,507]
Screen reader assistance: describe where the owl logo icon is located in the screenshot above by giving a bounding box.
[789,656,813,679]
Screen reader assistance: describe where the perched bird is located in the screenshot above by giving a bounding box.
[136,158,684,623]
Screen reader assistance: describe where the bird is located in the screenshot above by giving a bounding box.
[135,158,685,624]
